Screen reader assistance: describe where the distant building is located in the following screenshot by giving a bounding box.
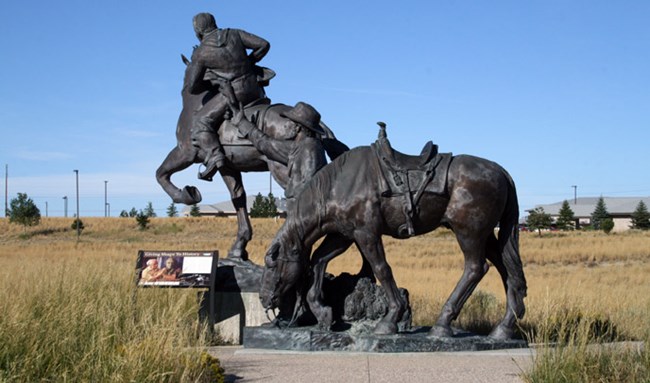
[180,195,287,218]
[528,196,650,232]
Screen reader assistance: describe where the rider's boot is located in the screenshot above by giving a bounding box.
[191,129,226,182]
[198,141,226,181]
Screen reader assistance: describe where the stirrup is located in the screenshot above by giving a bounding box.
[198,155,225,181]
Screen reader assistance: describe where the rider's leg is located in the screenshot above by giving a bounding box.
[191,96,228,181]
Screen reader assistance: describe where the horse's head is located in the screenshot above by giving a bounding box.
[259,225,307,310]
[180,53,193,91]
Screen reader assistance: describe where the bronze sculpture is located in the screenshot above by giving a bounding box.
[260,125,527,339]
[158,12,527,344]
[230,101,327,211]
[186,12,271,181]
[156,12,348,260]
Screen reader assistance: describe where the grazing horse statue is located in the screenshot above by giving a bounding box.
[260,126,527,339]
[156,55,348,259]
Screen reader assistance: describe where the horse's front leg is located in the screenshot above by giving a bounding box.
[307,234,353,330]
[156,146,203,205]
[353,230,404,335]
[219,168,251,260]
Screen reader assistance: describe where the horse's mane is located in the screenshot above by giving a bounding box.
[288,146,374,243]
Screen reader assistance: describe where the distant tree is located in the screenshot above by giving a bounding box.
[166,202,178,217]
[630,200,650,230]
[601,218,615,234]
[527,207,552,237]
[129,208,138,217]
[8,193,41,231]
[591,197,610,230]
[71,218,85,233]
[135,210,150,230]
[119,210,129,218]
[250,193,267,218]
[189,204,201,217]
[143,202,156,217]
[265,192,278,217]
[556,200,576,231]
[250,192,278,218]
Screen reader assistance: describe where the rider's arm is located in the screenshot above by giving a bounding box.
[237,30,270,63]
[238,119,291,165]
[186,51,209,94]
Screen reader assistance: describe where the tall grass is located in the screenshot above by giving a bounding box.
[0,218,224,382]
[1,217,649,381]
[524,301,649,382]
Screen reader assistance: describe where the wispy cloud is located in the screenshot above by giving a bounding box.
[7,172,169,198]
[15,150,73,161]
[319,86,420,98]
[114,128,161,138]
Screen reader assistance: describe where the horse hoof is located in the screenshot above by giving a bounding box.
[374,320,397,335]
[179,186,202,205]
[488,324,515,340]
[430,324,453,338]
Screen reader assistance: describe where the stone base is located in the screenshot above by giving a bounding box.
[243,326,527,353]
[214,292,267,344]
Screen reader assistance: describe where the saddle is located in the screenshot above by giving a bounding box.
[372,123,452,238]
[219,101,275,145]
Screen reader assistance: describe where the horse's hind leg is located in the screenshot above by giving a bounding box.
[307,234,353,330]
[431,232,490,337]
[156,146,203,205]
[485,235,518,339]
[219,168,251,260]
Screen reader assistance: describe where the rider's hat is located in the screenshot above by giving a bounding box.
[281,102,324,135]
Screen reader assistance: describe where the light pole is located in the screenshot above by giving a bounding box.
[4,164,7,217]
[74,170,80,239]
[571,185,577,205]
[104,180,108,217]
[63,196,68,217]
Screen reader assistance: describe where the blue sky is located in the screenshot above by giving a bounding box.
[1,1,648,217]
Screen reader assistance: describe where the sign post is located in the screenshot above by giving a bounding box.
[134,250,219,328]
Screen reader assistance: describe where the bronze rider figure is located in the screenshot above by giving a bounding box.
[186,12,270,181]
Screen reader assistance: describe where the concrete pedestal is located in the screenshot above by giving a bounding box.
[214,292,267,344]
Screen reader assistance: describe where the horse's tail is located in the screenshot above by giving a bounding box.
[319,121,350,160]
[498,169,527,319]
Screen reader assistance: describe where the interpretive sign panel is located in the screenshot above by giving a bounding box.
[135,250,218,288]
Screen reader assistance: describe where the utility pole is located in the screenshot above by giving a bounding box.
[45,201,48,217]
[104,180,108,217]
[63,196,68,217]
[4,164,7,217]
[74,170,80,239]
[571,185,577,205]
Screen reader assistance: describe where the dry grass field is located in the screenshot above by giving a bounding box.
[1,217,648,381]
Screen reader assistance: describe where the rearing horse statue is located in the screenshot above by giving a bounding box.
[156,55,348,259]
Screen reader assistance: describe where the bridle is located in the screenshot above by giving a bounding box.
[261,248,305,328]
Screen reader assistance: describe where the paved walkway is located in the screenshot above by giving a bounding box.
[209,346,535,383]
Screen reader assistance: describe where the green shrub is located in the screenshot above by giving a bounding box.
[136,211,150,230]
[71,218,85,232]
[601,218,615,234]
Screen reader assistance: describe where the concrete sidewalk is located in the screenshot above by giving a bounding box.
[209,346,535,383]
